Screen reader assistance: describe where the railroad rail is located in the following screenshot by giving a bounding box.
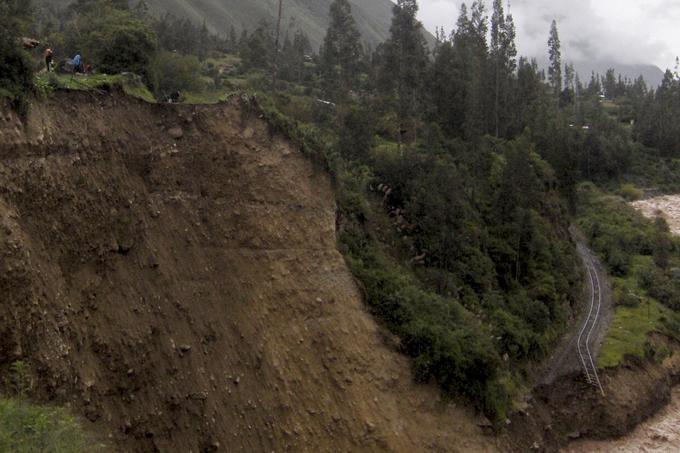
[576,256,606,397]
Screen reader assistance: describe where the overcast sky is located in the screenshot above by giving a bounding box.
[414,0,679,69]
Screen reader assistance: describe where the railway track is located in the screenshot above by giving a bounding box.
[577,256,606,397]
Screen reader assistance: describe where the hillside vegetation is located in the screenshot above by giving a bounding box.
[576,185,680,368]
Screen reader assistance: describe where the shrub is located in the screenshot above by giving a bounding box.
[639,264,680,310]
[606,244,631,276]
[617,183,644,201]
[10,361,32,398]
[0,27,34,115]
[614,286,641,308]
[64,6,157,76]
[92,15,157,75]
[148,51,203,99]
[0,399,87,453]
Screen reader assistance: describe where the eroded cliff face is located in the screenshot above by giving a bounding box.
[0,91,493,452]
[502,334,680,452]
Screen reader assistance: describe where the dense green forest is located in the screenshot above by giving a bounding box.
[3,0,680,424]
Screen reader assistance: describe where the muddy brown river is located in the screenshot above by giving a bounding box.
[564,388,680,452]
[631,194,680,235]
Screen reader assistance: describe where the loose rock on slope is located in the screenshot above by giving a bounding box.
[0,92,493,452]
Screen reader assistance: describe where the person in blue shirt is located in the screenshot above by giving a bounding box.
[73,53,82,74]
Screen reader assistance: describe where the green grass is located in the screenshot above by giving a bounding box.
[181,89,234,104]
[599,255,670,368]
[576,186,680,368]
[121,83,156,103]
[204,54,241,68]
[0,398,90,453]
[35,73,156,103]
[34,71,243,105]
[599,298,668,368]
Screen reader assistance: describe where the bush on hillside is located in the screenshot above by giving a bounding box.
[0,399,87,453]
[64,6,157,76]
[148,51,204,99]
[0,0,34,116]
[617,183,644,201]
[0,29,33,114]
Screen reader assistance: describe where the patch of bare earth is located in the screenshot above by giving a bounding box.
[0,91,494,452]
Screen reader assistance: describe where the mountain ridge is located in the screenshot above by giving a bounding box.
[142,0,399,50]
[572,60,665,87]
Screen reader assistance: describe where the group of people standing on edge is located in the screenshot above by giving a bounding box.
[43,47,86,74]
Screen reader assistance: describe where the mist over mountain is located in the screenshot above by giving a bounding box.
[415,1,673,87]
[141,0,398,50]
[572,61,665,87]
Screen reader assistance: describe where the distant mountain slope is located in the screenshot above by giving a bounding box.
[573,61,665,87]
[143,0,399,50]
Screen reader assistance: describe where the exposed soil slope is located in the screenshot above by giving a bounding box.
[0,91,493,452]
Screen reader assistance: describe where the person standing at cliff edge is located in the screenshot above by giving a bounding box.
[72,53,82,74]
[44,47,53,72]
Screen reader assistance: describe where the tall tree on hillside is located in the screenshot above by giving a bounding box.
[379,0,429,143]
[240,22,274,71]
[514,57,542,130]
[561,61,575,106]
[70,0,129,15]
[564,62,575,93]
[0,0,35,114]
[603,68,617,99]
[634,70,680,157]
[430,1,491,139]
[586,71,601,96]
[320,0,362,99]
[281,29,312,83]
[0,0,34,34]
[462,1,490,139]
[428,32,459,136]
[272,0,284,84]
[433,3,473,138]
[547,20,562,98]
[490,0,517,137]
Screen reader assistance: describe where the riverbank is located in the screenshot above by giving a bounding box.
[564,386,680,452]
[506,333,680,452]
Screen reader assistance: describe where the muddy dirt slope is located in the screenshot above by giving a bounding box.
[0,91,494,452]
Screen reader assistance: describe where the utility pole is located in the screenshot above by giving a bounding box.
[272,0,284,87]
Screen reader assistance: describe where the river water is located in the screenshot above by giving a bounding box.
[564,388,680,452]
[631,194,680,235]
[564,194,680,452]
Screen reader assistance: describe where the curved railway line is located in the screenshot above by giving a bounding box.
[577,256,606,397]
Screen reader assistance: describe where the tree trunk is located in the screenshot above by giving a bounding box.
[272,0,284,87]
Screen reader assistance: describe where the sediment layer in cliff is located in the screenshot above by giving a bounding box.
[0,91,492,452]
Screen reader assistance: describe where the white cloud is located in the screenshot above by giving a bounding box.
[414,0,679,69]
